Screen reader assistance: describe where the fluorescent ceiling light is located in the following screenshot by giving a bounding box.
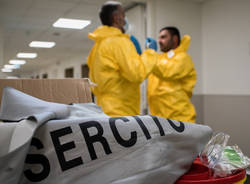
[29,41,56,48]
[9,59,26,65]
[53,18,91,29]
[4,64,20,69]
[17,52,37,58]
[1,68,12,72]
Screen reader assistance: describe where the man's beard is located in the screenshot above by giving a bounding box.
[161,38,173,52]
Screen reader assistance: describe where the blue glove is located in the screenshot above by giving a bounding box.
[145,37,157,51]
[130,35,142,55]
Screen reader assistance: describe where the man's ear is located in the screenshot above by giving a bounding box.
[173,35,178,45]
[112,12,118,25]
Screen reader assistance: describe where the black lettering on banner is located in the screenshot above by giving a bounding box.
[24,138,50,182]
[79,121,112,160]
[132,116,151,140]
[109,117,137,147]
[50,126,83,171]
[150,116,165,136]
[167,119,185,133]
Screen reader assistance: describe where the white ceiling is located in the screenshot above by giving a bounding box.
[0,0,144,75]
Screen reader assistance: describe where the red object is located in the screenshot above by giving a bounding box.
[175,158,246,184]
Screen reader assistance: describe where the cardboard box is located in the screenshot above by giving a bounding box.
[0,78,92,105]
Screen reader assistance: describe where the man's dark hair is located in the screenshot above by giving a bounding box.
[160,26,181,45]
[99,1,121,26]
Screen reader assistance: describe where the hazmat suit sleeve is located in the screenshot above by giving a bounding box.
[153,53,194,80]
[86,44,99,95]
[112,36,157,83]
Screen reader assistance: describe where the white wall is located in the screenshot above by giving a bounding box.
[126,4,148,114]
[0,25,6,78]
[127,4,146,51]
[147,0,203,94]
[202,0,250,95]
[20,54,89,79]
[201,0,250,157]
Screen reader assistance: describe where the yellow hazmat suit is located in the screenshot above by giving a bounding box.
[147,35,196,123]
[87,26,157,116]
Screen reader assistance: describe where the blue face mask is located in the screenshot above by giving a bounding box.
[123,17,129,33]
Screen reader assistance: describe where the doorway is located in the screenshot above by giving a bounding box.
[65,67,74,78]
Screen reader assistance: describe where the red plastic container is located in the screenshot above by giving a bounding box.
[175,158,246,184]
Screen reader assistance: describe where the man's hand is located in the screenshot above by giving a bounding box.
[145,37,157,51]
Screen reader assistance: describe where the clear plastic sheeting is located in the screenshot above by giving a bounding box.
[200,132,250,177]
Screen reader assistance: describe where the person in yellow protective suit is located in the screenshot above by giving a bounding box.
[87,1,157,116]
[147,27,197,123]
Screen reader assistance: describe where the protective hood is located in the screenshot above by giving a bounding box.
[175,35,191,53]
[88,25,129,42]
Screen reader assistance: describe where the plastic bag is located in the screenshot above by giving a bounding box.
[200,132,250,177]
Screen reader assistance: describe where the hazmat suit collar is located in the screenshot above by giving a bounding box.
[88,25,129,42]
[165,35,191,59]
[174,34,191,53]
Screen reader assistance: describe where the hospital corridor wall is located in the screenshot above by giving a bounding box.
[201,0,250,156]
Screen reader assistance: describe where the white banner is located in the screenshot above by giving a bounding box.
[0,87,213,184]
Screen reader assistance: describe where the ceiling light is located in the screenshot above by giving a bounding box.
[17,52,37,58]
[9,59,26,65]
[29,41,56,48]
[1,68,12,72]
[53,18,91,29]
[4,64,20,69]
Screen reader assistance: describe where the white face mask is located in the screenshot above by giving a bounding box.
[123,17,129,33]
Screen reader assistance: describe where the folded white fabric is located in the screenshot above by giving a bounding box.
[0,87,213,184]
